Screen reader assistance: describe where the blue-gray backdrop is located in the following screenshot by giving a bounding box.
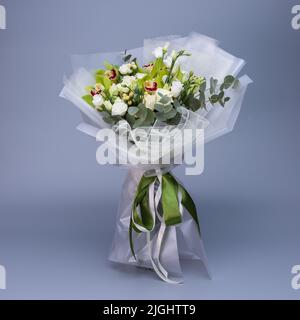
[0,0,299,299]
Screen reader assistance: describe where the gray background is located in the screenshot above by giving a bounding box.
[0,0,299,299]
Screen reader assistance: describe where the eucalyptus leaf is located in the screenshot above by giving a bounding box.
[163,104,173,113]
[128,107,139,116]
[123,54,132,62]
[173,99,181,109]
[154,103,165,113]
[164,108,177,120]
[136,105,148,121]
[223,75,235,89]
[233,78,240,89]
[199,80,206,92]
[210,77,218,94]
[144,109,155,126]
[210,94,219,104]
[103,117,115,124]
[159,95,171,105]
[218,91,224,99]
[125,114,135,127]
[133,117,146,128]
[155,112,167,122]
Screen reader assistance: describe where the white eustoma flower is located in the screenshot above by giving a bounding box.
[109,83,119,96]
[171,81,183,97]
[153,47,163,58]
[136,73,146,79]
[162,75,168,83]
[152,42,169,58]
[119,63,132,75]
[92,94,104,107]
[163,55,172,68]
[144,94,157,110]
[111,98,128,116]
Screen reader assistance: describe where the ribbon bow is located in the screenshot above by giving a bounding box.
[129,172,201,283]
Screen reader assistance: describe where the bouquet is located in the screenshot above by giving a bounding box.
[60,33,252,284]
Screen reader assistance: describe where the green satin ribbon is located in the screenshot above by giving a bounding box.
[129,172,201,260]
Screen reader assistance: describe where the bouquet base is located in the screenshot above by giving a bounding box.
[108,169,211,284]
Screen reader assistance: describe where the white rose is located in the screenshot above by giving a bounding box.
[171,80,183,97]
[117,83,130,93]
[103,100,112,112]
[92,94,104,107]
[111,98,128,116]
[136,73,146,79]
[144,94,157,110]
[119,63,132,75]
[122,75,136,86]
[109,83,119,96]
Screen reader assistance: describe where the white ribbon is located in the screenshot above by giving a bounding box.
[133,173,183,284]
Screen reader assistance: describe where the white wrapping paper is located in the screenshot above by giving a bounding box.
[60,33,252,283]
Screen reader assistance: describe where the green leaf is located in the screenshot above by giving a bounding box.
[223,75,235,89]
[123,54,132,62]
[164,108,177,120]
[143,109,155,126]
[128,107,139,116]
[186,94,202,111]
[154,103,165,112]
[163,104,173,113]
[210,94,219,104]
[218,91,224,100]
[166,112,181,125]
[224,97,231,102]
[125,113,135,127]
[199,80,206,92]
[133,117,145,128]
[136,105,148,121]
[82,95,93,107]
[159,95,171,105]
[233,78,240,89]
[155,112,167,122]
[100,111,110,118]
[103,117,115,124]
[199,91,205,104]
[173,99,181,110]
[210,77,218,94]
